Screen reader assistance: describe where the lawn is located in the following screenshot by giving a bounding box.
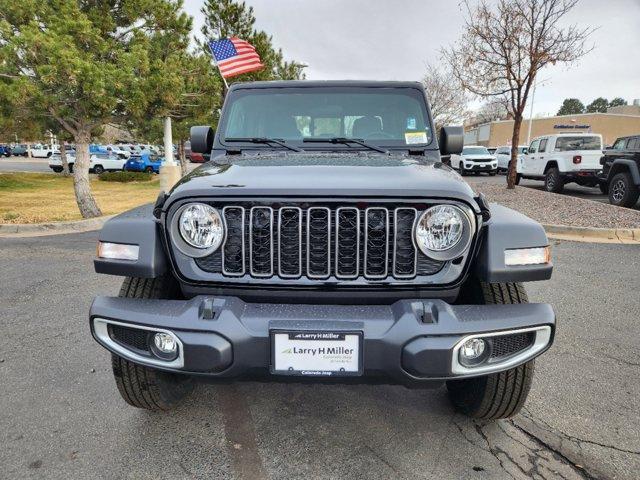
[0,173,161,224]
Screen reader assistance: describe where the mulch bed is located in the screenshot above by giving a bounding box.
[471,183,640,229]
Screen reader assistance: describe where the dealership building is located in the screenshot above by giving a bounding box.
[464,102,640,148]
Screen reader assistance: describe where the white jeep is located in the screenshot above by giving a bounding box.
[516,133,604,193]
[48,152,126,174]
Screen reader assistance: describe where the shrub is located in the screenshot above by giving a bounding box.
[98,171,153,183]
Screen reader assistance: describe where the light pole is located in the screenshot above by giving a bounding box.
[159,117,181,193]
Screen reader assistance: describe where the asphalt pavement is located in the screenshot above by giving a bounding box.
[0,156,52,173]
[1,232,639,480]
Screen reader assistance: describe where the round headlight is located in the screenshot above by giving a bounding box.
[178,203,224,250]
[414,205,473,261]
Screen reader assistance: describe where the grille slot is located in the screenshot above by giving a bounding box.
[222,206,245,276]
[490,332,535,359]
[278,207,302,278]
[196,204,448,281]
[335,207,360,279]
[364,208,389,279]
[249,207,274,277]
[393,208,418,278]
[307,207,331,278]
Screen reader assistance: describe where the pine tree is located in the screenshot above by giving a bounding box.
[200,0,306,83]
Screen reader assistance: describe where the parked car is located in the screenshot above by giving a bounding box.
[30,144,59,158]
[90,80,555,420]
[106,145,131,159]
[494,145,528,173]
[124,152,163,173]
[10,144,29,156]
[599,134,640,207]
[0,145,11,157]
[48,152,125,174]
[517,133,603,193]
[185,141,205,163]
[450,145,498,175]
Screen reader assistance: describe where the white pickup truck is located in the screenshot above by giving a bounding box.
[30,144,59,158]
[48,152,126,174]
[516,133,604,193]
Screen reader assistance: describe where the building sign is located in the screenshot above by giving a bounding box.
[553,124,591,129]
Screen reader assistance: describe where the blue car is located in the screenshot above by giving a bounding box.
[0,145,11,157]
[124,153,163,173]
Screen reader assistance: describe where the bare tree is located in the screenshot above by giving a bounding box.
[474,98,510,125]
[421,63,469,131]
[443,0,594,188]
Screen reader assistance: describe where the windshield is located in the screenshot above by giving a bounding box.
[220,87,433,148]
[554,136,601,151]
[462,147,490,155]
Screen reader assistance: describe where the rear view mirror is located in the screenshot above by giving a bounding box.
[190,126,214,154]
[439,126,464,155]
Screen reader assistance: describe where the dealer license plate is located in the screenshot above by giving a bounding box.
[271,331,363,377]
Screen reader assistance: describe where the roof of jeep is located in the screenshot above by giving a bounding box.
[227,80,425,90]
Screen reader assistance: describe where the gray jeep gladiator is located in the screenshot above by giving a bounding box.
[90,81,555,419]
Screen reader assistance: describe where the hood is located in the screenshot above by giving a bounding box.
[169,152,478,207]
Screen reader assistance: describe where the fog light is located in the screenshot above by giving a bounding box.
[459,338,487,366]
[152,332,177,358]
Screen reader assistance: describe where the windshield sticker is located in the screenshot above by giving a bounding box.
[405,131,428,145]
[406,117,417,130]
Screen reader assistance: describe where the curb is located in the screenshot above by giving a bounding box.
[542,224,640,244]
[0,215,115,238]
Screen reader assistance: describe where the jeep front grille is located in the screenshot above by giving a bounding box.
[195,204,446,281]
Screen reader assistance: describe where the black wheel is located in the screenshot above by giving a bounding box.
[68,164,74,173]
[544,167,564,193]
[609,172,640,207]
[52,167,63,173]
[93,165,104,174]
[448,281,535,420]
[145,166,154,173]
[489,170,497,176]
[111,276,194,411]
[514,173,521,185]
[598,182,608,195]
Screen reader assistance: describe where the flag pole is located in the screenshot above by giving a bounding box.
[208,40,229,93]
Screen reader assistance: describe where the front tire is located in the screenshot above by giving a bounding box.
[448,281,535,419]
[609,172,640,208]
[111,276,194,411]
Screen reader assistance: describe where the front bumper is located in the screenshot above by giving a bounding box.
[464,163,497,172]
[89,296,555,385]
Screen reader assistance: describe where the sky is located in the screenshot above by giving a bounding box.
[182,0,640,117]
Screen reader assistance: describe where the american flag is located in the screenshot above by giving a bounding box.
[208,37,265,79]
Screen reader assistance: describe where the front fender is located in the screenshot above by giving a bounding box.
[475,204,552,283]
[94,204,168,278]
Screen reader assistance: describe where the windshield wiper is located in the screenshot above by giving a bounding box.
[224,137,303,153]
[303,137,388,154]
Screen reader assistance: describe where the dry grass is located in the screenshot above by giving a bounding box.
[0,173,160,224]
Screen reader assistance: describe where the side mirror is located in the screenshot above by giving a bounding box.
[190,126,214,154]
[439,126,464,155]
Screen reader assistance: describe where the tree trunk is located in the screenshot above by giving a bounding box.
[73,130,102,218]
[27,143,32,159]
[178,139,188,176]
[59,140,70,176]
[507,113,523,189]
